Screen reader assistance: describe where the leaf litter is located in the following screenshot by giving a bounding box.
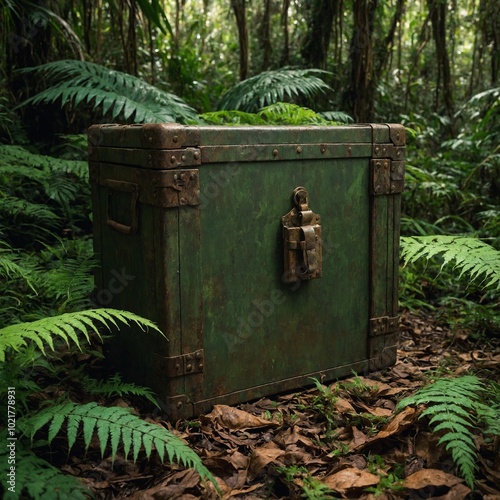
[58,310,500,498]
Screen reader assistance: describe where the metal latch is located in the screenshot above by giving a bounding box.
[281,187,322,283]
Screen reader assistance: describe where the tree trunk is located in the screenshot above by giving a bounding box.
[346,0,378,122]
[301,0,339,70]
[376,0,406,75]
[280,0,290,65]
[427,0,454,118]
[259,0,272,70]
[231,0,249,80]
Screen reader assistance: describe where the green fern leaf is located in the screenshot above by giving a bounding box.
[400,235,500,290]
[0,436,90,499]
[17,60,198,124]
[396,375,485,489]
[21,402,217,489]
[218,68,332,112]
[0,308,163,361]
[81,373,159,408]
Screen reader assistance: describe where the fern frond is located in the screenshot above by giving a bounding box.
[0,194,60,224]
[22,402,217,489]
[218,68,332,112]
[198,109,267,125]
[0,308,163,362]
[400,235,500,290]
[258,102,330,125]
[81,373,159,408]
[0,436,90,499]
[396,375,484,489]
[319,110,354,123]
[18,60,198,124]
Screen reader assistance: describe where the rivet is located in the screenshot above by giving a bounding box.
[147,154,152,161]
[172,135,179,143]
[175,363,181,372]
[177,401,182,409]
[198,363,203,370]
[174,173,179,180]
[374,146,380,154]
[186,363,193,371]
[195,352,202,359]
[272,149,279,157]
[296,146,302,154]
[320,147,326,154]
[347,146,352,154]
[193,152,200,161]
[170,155,177,164]
[190,172,197,180]
[181,154,186,162]
[180,197,187,205]
[396,150,401,157]
[148,136,153,142]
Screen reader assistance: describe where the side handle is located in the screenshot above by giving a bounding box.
[105,179,139,234]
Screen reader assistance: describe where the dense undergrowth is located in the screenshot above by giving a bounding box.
[0,66,499,496]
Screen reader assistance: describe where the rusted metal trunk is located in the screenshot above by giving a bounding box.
[88,123,405,420]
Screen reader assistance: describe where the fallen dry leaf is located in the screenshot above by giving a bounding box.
[204,405,279,430]
[249,442,286,475]
[403,468,463,489]
[323,467,379,493]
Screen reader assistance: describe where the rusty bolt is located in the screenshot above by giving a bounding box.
[296,146,302,154]
[193,151,200,161]
[190,172,197,180]
[172,135,179,143]
[180,197,187,205]
[181,154,186,162]
[186,363,193,371]
[177,401,182,409]
[198,363,203,370]
[170,155,177,164]
[174,173,179,180]
[175,363,181,372]
[195,351,202,359]
[374,146,380,154]
[272,149,279,157]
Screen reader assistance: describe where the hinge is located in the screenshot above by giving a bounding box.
[152,169,200,207]
[160,349,204,378]
[371,159,405,195]
[369,316,399,336]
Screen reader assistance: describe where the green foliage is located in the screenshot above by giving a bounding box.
[17,60,198,124]
[0,308,162,362]
[22,401,216,486]
[199,102,351,126]
[396,375,500,489]
[276,465,337,499]
[400,235,500,290]
[218,68,332,112]
[81,373,159,408]
[0,435,91,499]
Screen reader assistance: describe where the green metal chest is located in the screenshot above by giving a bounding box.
[88,123,405,420]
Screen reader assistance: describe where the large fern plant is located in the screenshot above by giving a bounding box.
[217,68,333,112]
[396,375,500,489]
[400,235,500,290]
[0,308,218,497]
[17,60,198,124]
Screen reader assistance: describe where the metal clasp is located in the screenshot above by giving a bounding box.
[281,187,322,283]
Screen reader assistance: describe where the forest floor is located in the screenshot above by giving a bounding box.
[62,310,500,499]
